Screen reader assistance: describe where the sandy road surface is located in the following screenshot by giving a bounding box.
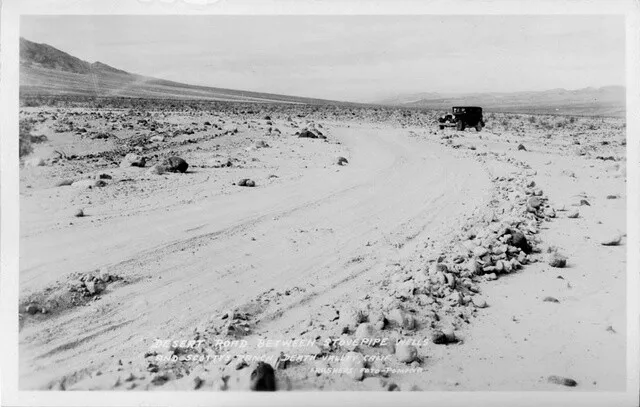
[19,124,491,389]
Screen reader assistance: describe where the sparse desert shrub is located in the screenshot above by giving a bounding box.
[539,120,554,131]
[555,119,570,129]
[569,116,576,124]
[528,115,536,124]
[19,119,34,157]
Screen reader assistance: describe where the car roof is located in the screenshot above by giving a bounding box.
[453,106,482,109]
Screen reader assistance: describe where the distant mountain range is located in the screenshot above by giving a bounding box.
[19,38,348,105]
[20,37,625,116]
[376,86,626,117]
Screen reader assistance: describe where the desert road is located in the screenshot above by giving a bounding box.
[19,124,492,389]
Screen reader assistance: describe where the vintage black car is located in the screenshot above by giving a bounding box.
[438,106,485,131]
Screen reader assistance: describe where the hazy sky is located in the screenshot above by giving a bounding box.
[21,15,625,102]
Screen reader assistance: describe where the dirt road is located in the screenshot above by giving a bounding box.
[19,123,492,389]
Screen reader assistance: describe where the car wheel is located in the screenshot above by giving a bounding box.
[456,121,464,131]
[476,123,482,132]
[439,125,445,130]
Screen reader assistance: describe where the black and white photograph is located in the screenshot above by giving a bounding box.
[1,0,639,406]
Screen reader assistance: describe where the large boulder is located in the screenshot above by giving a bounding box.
[162,156,189,173]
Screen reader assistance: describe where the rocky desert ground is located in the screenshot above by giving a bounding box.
[18,98,627,391]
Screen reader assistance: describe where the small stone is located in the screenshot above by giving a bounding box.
[249,362,276,391]
[567,209,580,219]
[354,323,377,344]
[55,179,74,187]
[485,273,498,281]
[600,234,622,246]
[25,303,39,314]
[446,291,463,306]
[387,308,416,330]
[99,270,111,283]
[341,351,365,381]
[547,252,567,268]
[548,375,577,387]
[432,329,457,345]
[162,156,189,173]
[543,296,560,303]
[74,208,84,217]
[472,297,487,308]
[395,343,418,363]
[336,156,348,166]
[473,246,488,257]
[527,196,542,209]
[85,280,106,295]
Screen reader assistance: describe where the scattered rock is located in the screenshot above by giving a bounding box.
[298,130,318,139]
[517,144,527,151]
[567,208,580,219]
[432,329,457,345]
[548,375,577,387]
[547,252,567,268]
[527,196,542,209]
[85,280,106,295]
[543,296,560,303]
[354,323,377,344]
[336,156,349,166]
[162,156,189,173]
[600,234,622,246]
[472,246,489,257]
[386,308,416,330]
[149,135,164,142]
[120,153,146,168]
[340,352,365,381]
[238,179,256,187]
[99,270,112,283]
[25,303,39,315]
[55,179,74,187]
[249,362,276,391]
[506,228,532,254]
[395,343,418,363]
[74,208,84,217]
[472,296,487,308]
